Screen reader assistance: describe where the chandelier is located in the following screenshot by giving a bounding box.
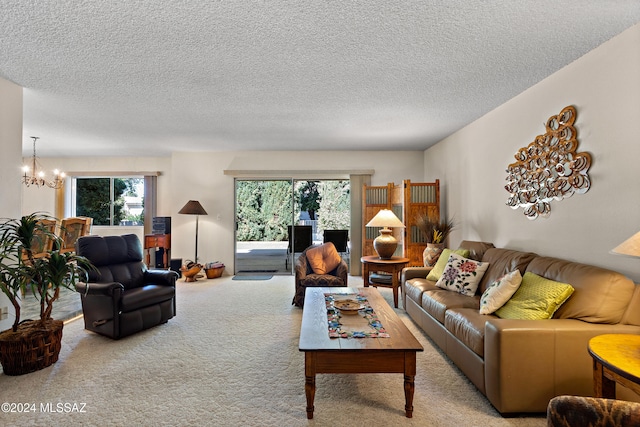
[22,136,65,189]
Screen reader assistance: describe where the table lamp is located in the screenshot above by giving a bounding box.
[611,231,640,258]
[178,200,208,263]
[366,209,405,259]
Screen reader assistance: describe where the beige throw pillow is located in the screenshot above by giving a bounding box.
[435,253,490,297]
[479,269,522,314]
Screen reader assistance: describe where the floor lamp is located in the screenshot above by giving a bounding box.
[179,200,208,263]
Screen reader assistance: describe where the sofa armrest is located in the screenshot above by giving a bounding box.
[484,318,640,413]
[401,266,432,282]
[144,269,178,286]
[75,281,124,297]
[334,260,349,284]
[401,267,432,309]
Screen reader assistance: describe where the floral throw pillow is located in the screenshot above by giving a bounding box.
[435,253,490,296]
[479,269,522,314]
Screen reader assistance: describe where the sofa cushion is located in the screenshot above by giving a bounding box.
[525,256,636,324]
[445,308,491,357]
[478,248,537,294]
[426,248,470,281]
[121,284,175,312]
[306,242,342,275]
[495,272,574,320]
[404,278,437,305]
[620,285,640,326]
[421,289,480,323]
[435,253,490,296]
[479,269,522,314]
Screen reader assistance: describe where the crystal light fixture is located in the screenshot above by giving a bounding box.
[22,136,65,189]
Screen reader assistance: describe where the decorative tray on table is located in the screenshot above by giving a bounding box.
[333,299,364,315]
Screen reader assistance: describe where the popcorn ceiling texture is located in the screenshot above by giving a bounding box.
[0,1,639,157]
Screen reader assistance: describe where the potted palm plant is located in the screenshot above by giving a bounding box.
[416,213,455,266]
[0,213,92,375]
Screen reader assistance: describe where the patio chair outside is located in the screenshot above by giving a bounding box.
[286,225,313,269]
[323,229,349,256]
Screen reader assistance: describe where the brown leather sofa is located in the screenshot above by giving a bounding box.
[402,240,640,414]
[75,234,177,339]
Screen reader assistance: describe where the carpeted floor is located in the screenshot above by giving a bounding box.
[1,275,546,426]
[232,274,274,280]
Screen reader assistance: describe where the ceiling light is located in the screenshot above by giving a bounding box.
[22,137,65,189]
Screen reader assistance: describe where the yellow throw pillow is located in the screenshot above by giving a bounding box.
[495,272,574,320]
[426,248,471,281]
[306,242,342,275]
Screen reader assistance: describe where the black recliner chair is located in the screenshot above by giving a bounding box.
[74,234,177,339]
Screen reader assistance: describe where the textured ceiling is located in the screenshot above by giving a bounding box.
[1,1,640,157]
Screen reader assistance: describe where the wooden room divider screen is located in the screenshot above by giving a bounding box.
[362,179,440,267]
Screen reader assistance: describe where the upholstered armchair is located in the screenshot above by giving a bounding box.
[547,395,640,427]
[74,234,177,339]
[292,242,348,307]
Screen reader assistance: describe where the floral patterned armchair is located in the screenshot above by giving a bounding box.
[547,395,640,427]
[292,243,348,308]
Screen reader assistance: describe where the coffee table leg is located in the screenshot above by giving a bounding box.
[404,374,415,418]
[305,353,316,419]
[404,352,417,418]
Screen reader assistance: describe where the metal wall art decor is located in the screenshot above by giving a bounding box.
[505,105,591,220]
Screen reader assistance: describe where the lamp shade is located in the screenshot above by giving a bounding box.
[366,209,405,228]
[179,200,208,216]
[611,231,640,258]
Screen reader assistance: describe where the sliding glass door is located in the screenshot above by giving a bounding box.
[234,179,294,275]
[234,178,351,275]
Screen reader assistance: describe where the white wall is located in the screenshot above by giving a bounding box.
[169,150,424,272]
[424,23,640,282]
[0,77,23,331]
[22,150,424,273]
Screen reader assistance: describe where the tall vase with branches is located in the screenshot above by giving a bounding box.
[416,213,455,266]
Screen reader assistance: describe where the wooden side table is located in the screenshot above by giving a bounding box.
[144,234,171,268]
[588,334,640,398]
[361,255,410,308]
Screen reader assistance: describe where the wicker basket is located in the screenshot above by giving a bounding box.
[180,263,203,282]
[205,266,224,279]
[0,319,64,376]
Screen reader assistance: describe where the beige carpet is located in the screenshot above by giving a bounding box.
[1,275,546,426]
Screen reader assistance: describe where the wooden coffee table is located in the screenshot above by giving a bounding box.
[298,287,423,419]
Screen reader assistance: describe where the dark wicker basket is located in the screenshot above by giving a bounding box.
[0,319,64,376]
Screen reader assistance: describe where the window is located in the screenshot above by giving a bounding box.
[72,177,144,226]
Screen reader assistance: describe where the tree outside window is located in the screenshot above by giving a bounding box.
[75,177,144,226]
